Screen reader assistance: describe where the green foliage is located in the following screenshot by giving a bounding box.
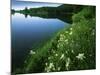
[44,6,96,72]
[19,4,83,15]
[72,6,95,23]
[14,6,96,74]
[13,4,84,23]
[11,9,16,15]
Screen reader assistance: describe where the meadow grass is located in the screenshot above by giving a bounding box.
[15,6,96,74]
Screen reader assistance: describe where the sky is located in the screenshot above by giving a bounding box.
[12,0,62,10]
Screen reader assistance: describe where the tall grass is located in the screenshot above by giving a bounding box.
[15,6,96,74]
[44,6,96,72]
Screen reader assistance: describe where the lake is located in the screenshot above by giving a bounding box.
[11,13,69,70]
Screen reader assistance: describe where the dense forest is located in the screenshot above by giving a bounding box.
[11,4,84,23]
[11,4,96,74]
[12,4,84,14]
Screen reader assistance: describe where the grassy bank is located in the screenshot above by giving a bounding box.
[15,6,96,74]
[44,6,96,72]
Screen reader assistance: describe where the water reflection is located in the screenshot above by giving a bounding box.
[13,12,72,23]
[25,13,28,18]
[11,13,69,71]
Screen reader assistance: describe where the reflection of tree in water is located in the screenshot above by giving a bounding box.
[21,12,73,23]
[25,13,28,18]
[12,4,83,23]
[11,9,16,15]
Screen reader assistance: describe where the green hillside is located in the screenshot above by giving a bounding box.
[14,6,96,74]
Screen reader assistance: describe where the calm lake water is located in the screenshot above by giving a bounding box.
[11,13,69,69]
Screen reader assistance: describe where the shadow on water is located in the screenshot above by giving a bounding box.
[11,4,84,23]
[26,13,72,23]
[12,12,72,23]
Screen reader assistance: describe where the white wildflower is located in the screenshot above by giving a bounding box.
[66,51,68,54]
[65,39,68,42]
[52,50,55,54]
[45,63,55,72]
[69,31,73,35]
[60,34,64,37]
[71,50,74,53]
[70,28,73,31]
[46,67,50,72]
[76,53,85,60]
[60,34,65,41]
[53,67,55,70]
[30,50,36,55]
[45,67,48,71]
[57,43,63,48]
[47,69,50,72]
[49,63,54,69]
[57,44,60,48]
[48,57,51,60]
[60,37,63,41]
[57,67,61,71]
[65,39,69,44]
[65,58,71,70]
[58,40,60,42]
[45,62,48,66]
[55,53,58,56]
[60,54,65,59]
